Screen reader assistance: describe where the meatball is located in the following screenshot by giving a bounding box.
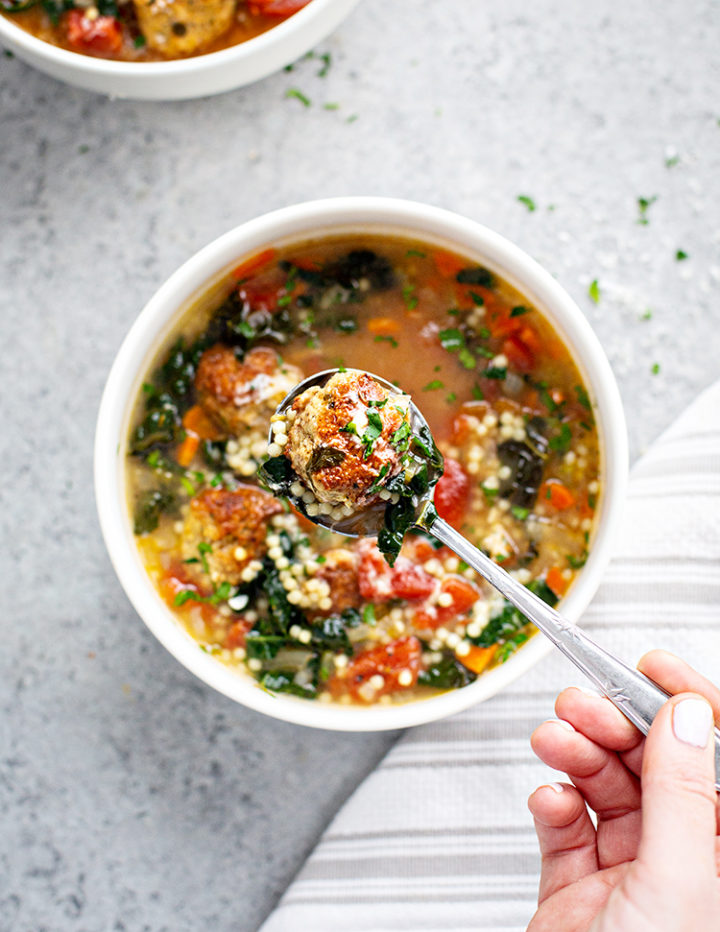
[285,370,409,509]
[181,486,281,586]
[195,344,303,438]
[133,0,236,58]
[314,548,361,614]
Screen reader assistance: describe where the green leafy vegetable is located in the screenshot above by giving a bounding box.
[418,655,477,689]
[133,489,176,535]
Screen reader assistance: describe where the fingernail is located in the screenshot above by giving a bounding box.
[672,698,713,748]
[547,782,564,794]
[545,718,575,732]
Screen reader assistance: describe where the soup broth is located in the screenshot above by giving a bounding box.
[126,234,601,705]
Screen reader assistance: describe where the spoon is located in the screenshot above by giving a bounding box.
[267,369,720,788]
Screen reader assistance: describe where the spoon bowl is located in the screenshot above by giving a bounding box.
[261,368,442,538]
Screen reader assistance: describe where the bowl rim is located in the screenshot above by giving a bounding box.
[0,0,340,75]
[94,196,628,732]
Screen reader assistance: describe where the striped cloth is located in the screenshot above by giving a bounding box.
[260,381,720,932]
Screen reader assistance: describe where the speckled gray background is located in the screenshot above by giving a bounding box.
[1,0,719,929]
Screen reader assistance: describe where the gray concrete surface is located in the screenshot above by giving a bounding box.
[1,0,719,929]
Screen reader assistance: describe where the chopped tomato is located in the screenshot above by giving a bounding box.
[231,248,276,281]
[159,566,218,625]
[541,480,576,511]
[237,281,280,314]
[441,576,480,614]
[434,458,470,527]
[248,0,311,14]
[391,565,437,601]
[65,11,122,56]
[357,540,436,603]
[546,566,569,597]
[502,334,535,372]
[329,636,422,702]
[413,575,481,629]
[226,619,253,650]
[432,250,465,279]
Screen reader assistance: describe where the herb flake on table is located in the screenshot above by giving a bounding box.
[588,279,601,304]
[517,195,536,212]
[285,87,311,107]
[636,195,657,225]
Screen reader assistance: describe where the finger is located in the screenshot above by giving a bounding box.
[556,687,644,751]
[531,719,642,866]
[638,650,720,720]
[638,693,718,887]
[555,687,647,778]
[528,782,598,903]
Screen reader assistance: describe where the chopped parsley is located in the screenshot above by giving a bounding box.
[285,87,311,107]
[574,385,592,412]
[588,279,601,304]
[675,249,688,261]
[438,328,465,351]
[402,285,418,310]
[511,505,530,521]
[548,422,572,453]
[517,195,536,212]
[510,305,530,317]
[374,335,399,348]
[637,195,657,225]
[422,380,444,391]
[651,362,661,375]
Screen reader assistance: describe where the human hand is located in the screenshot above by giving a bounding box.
[527,650,720,932]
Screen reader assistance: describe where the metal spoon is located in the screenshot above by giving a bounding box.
[268,369,720,788]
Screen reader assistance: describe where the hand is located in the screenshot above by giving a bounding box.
[527,650,720,932]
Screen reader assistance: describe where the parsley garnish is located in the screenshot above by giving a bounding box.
[675,249,688,261]
[422,380,444,391]
[637,195,657,225]
[651,362,661,375]
[285,87,311,107]
[374,335,398,348]
[588,279,601,303]
[510,305,530,317]
[517,195,536,212]
[511,505,529,521]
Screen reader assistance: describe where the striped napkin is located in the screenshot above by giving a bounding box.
[260,380,720,932]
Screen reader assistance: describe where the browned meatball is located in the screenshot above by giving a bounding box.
[133,0,236,57]
[195,344,302,438]
[314,548,361,614]
[181,486,281,586]
[284,370,409,509]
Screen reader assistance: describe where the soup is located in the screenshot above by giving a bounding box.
[1,1,311,61]
[126,234,601,705]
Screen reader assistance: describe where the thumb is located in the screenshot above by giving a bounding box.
[637,693,717,883]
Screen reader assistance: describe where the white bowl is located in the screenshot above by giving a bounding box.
[95,197,628,731]
[0,0,360,100]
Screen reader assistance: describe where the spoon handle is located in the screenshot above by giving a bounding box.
[423,512,720,791]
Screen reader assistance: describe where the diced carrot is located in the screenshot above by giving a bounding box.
[545,481,575,510]
[546,566,569,597]
[367,316,401,336]
[433,250,465,279]
[459,645,495,674]
[182,404,223,441]
[231,248,276,281]
[176,434,200,468]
